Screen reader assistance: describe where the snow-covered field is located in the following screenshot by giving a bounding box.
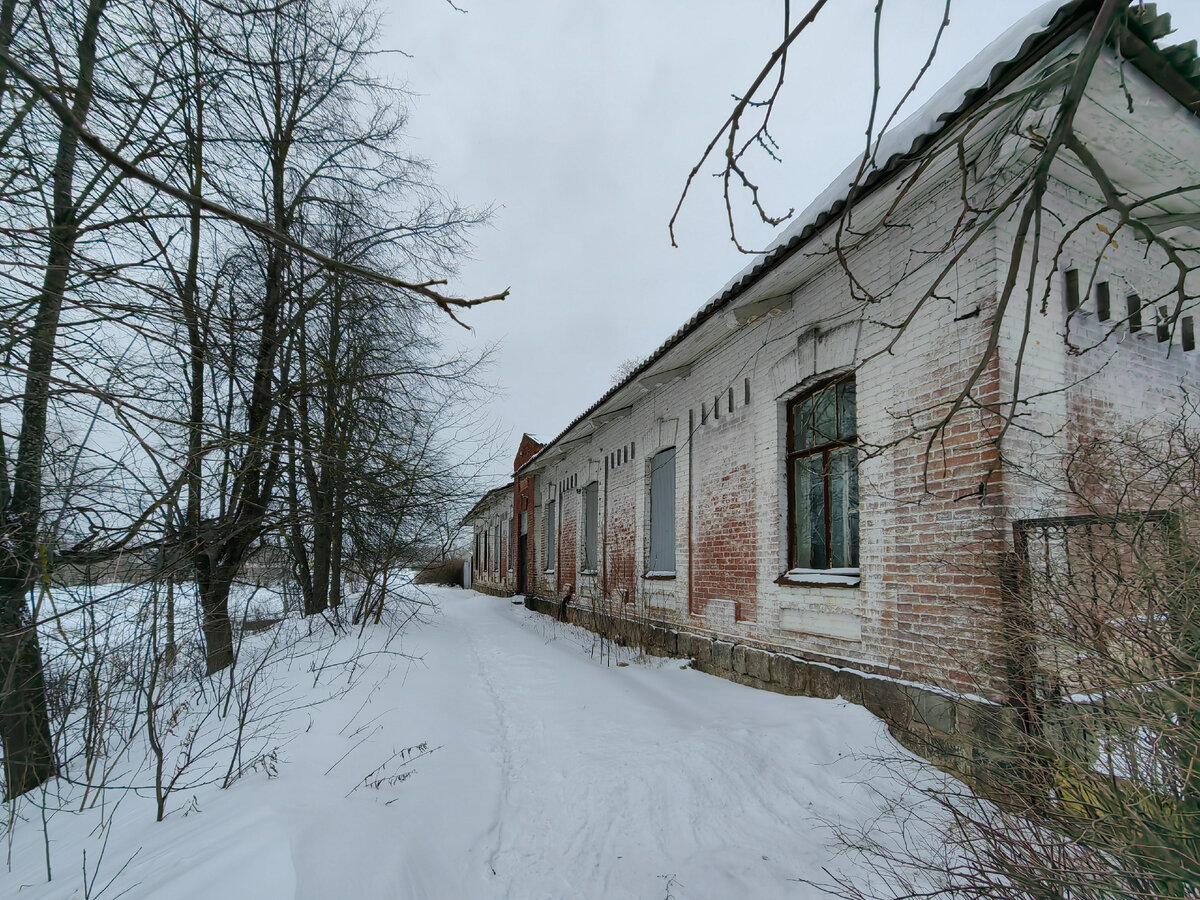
[5,587,935,899]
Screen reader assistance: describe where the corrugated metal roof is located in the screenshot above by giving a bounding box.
[517,0,1200,476]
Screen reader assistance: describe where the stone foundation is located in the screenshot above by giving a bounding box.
[470,581,515,599]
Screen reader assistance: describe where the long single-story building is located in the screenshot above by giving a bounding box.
[466,0,1200,766]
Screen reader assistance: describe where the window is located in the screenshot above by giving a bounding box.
[787,376,858,571]
[648,448,676,574]
[582,482,599,573]
[544,498,557,571]
[1127,293,1143,332]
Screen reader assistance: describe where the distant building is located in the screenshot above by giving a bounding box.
[463,434,543,596]
[465,1,1200,766]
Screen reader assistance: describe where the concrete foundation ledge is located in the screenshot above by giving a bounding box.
[471,582,517,599]
[519,593,1020,783]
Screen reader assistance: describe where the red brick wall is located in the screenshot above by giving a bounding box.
[514,475,537,592]
[683,386,759,621]
[514,434,545,471]
[693,461,757,621]
[882,345,1007,692]
[605,463,637,603]
[558,488,578,593]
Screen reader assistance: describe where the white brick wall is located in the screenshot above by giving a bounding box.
[504,36,1200,695]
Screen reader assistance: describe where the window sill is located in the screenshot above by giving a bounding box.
[581,569,598,577]
[642,571,676,580]
[544,568,555,575]
[776,568,860,588]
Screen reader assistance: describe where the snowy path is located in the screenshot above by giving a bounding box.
[5,588,922,899]
[381,591,909,899]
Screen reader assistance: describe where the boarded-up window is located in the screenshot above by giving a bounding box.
[545,499,557,571]
[649,448,676,573]
[582,482,599,572]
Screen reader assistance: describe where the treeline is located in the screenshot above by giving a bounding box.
[0,0,496,798]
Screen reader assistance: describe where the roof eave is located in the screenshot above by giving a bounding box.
[517,0,1199,478]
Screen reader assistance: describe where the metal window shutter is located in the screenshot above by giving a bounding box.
[584,483,598,569]
[649,448,676,572]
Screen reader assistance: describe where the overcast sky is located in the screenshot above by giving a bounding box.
[381,0,1200,483]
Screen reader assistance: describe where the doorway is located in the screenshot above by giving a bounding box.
[516,509,528,594]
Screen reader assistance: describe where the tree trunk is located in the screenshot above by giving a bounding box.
[181,17,207,660]
[293,325,327,616]
[309,516,331,615]
[286,429,318,616]
[0,0,107,798]
[0,615,56,798]
[199,573,235,675]
[329,493,343,609]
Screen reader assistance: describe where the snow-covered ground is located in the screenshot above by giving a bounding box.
[5,587,935,899]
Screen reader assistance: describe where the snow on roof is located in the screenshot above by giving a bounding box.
[462,481,514,524]
[709,0,1066,300]
[519,0,1195,474]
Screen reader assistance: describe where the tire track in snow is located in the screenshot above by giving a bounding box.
[438,595,918,899]
[462,612,521,884]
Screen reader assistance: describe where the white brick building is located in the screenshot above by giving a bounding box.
[467,1,1200,735]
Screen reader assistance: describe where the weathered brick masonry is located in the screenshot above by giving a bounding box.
[693,409,758,622]
[604,454,637,604]
[466,2,1200,774]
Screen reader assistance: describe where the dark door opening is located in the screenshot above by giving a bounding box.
[517,510,528,594]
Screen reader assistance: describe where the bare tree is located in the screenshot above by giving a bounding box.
[0,0,130,800]
[819,412,1200,900]
[0,0,502,798]
[169,0,491,669]
[280,189,486,617]
[677,5,1200,896]
[609,356,643,388]
[676,0,1198,462]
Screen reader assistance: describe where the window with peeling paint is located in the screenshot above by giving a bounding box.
[787,376,858,570]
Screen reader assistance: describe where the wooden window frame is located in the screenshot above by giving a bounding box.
[785,374,859,575]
